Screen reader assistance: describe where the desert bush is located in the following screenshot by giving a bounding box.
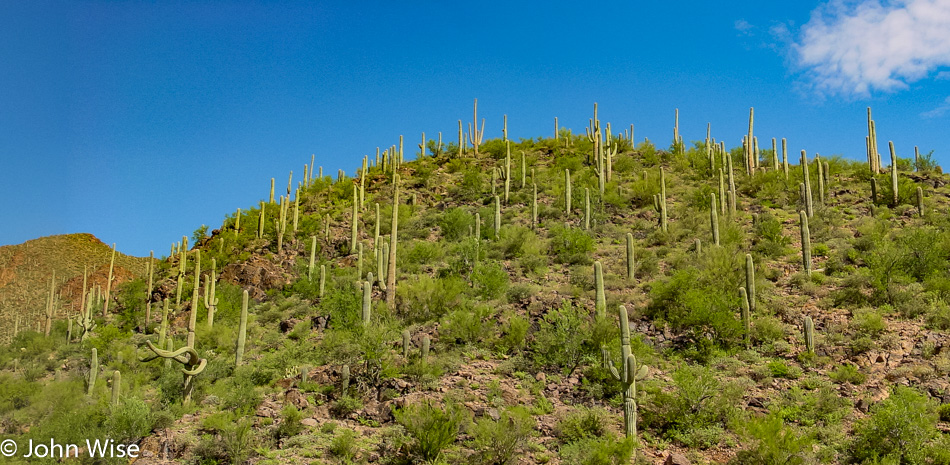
[549,226,595,265]
[533,301,594,376]
[555,406,610,444]
[730,413,817,465]
[558,436,636,465]
[394,400,468,462]
[471,261,509,300]
[439,207,474,241]
[850,386,939,464]
[398,275,468,322]
[642,364,744,447]
[468,406,535,465]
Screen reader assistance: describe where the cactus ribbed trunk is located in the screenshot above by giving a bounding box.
[103,244,116,316]
[594,261,606,319]
[626,233,635,281]
[745,254,755,314]
[386,175,399,308]
[710,193,720,246]
[236,290,248,366]
[88,348,98,396]
[804,316,815,353]
[800,211,812,276]
[739,287,751,348]
[890,141,899,206]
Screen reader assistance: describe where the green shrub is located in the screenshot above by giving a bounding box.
[497,312,529,354]
[468,406,535,465]
[730,414,817,465]
[555,406,610,444]
[642,364,744,444]
[769,386,850,427]
[398,275,468,322]
[558,436,636,465]
[394,400,468,462]
[549,226,595,265]
[441,305,494,345]
[106,397,153,443]
[829,364,866,385]
[439,207,474,241]
[274,405,304,440]
[328,428,358,461]
[471,261,509,300]
[850,307,886,338]
[850,386,939,464]
[534,301,593,376]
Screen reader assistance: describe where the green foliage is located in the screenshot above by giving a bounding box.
[534,301,593,376]
[471,261,510,300]
[646,247,745,351]
[549,226,595,265]
[398,275,468,322]
[441,305,494,346]
[731,414,817,465]
[274,404,304,440]
[468,406,535,465]
[394,400,468,462]
[555,406,609,444]
[829,363,866,385]
[106,397,153,443]
[328,428,358,461]
[440,207,474,241]
[643,364,744,447]
[558,436,636,465]
[850,386,939,464]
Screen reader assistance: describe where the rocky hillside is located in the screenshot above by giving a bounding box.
[0,233,152,344]
[2,104,950,465]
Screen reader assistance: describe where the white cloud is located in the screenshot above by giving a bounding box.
[794,0,950,96]
[922,95,950,117]
[735,19,754,34]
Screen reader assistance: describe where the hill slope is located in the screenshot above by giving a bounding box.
[0,233,153,343]
[3,106,950,465]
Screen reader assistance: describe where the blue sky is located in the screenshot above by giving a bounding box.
[3,0,950,257]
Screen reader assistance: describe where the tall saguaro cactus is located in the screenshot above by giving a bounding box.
[565,169,572,214]
[659,168,668,232]
[604,305,648,438]
[88,348,99,396]
[889,141,899,206]
[745,254,756,314]
[236,290,248,366]
[103,243,116,316]
[468,98,485,156]
[594,261,606,318]
[386,175,400,308]
[800,211,812,276]
[710,193,720,246]
[626,233,636,281]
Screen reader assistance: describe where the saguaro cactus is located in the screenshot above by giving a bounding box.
[494,195,501,239]
[88,348,99,396]
[584,188,591,230]
[111,370,121,406]
[362,281,372,326]
[532,184,538,230]
[565,169,572,214]
[309,236,317,280]
[626,233,635,281]
[739,287,751,349]
[889,141,899,206]
[594,261,606,319]
[103,243,116,316]
[804,316,815,354]
[745,254,755,314]
[710,193,720,246]
[917,186,924,217]
[402,330,411,358]
[386,175,400,308]
[158,298,169,348]
[659,168,668,232]
[204,259,218,329]
[604,305,649,438]
[350,187,359,254]
[236,290,248,366]
[801,151,814,218]
[469,98,485,156]
[800,211,812,276]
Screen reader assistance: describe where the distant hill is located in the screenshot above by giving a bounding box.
[0,233,153,343]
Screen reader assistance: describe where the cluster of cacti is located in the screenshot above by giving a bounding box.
[603,305,648,438]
